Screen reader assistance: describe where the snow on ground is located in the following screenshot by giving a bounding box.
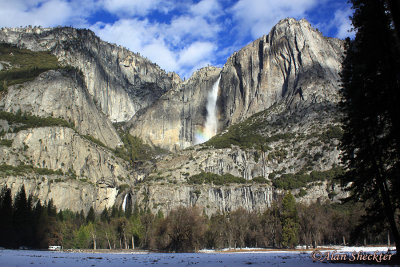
[0,247,397,267]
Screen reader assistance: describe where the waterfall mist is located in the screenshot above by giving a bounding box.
[195,75,221,144]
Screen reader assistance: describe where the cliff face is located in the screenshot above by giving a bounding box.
[126,183,276,216]
[0,70,121,148]
[129,66,221,151]
[0,126,134,212]
[0,27,181,122]
[119,180,346,216]
[218,18,343,128]
[0,19,347,214]
[128,18,344,150]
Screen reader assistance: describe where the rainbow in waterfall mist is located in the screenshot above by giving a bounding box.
[195,75,221,144]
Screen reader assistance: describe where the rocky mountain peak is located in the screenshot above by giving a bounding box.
[218,18,344,128]
[0,26,179,123]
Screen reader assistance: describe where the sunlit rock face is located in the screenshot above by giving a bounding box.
[0,27,181,123]
[0,69,121,148]
[129,18,344,151]
[128,66,222,151]
[218,18,343,128]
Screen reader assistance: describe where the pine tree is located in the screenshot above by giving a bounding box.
[340,0,400,254]
[280,192,299,248]
[0,187,13,247]
[100,207,110,223]
[13,185,31,247]
[86,207,96,224]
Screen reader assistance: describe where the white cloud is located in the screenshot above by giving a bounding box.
[0,0,72,27]
[165,15,221,45]
[0,0,224,78]
[3,0,353,79]
[0,0,98,27]
[332,7,354,39]
[101,0,168,17]
[314,5,354,39]
[142,43,179,71]
[91,18,218,78]
[178,41,216,67]
[190,0,223,19]
[92,19,179,71]
[231,0,318,39]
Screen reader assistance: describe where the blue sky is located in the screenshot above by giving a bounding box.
[0,0,354,79]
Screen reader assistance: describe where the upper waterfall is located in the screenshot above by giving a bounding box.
[195,75,221,144]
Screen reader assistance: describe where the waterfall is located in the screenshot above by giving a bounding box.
[122,194,128,212]
[195,75,221,144]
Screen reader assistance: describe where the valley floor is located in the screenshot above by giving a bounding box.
[0,246,396,266]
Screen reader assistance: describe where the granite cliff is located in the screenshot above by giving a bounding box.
[0,18,346,215]
[128,18,343,150]
[0,26,181,122]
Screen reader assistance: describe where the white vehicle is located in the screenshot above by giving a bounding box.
[48,246,62,251]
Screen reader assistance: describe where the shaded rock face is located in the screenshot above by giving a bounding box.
[0,70,121,148]
[129,66,221,151]
[119,183,276,216]
[1,127,131,183]
[0,126,134,212]
[0,27,181,122]
[1,176,118,213]
[218,18,343,128]
[119,179,345,216]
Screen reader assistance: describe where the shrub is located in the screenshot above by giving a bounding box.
[272,167,344,190]
[251,176,269,183]
[0,43,62,90]
[187,172,246,185]
[118,184,130,191]
[113,131,167,163]
[81,134,107,148]
[0,164,63,176]
[296,189,307,198]
[0,139,12,147]
[319,125,344,143]
[0,111,74,132]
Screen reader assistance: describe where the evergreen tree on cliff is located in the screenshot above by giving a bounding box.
[340,0,400,254]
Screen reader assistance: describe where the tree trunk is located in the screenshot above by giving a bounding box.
[106,232,111,250]
[376,174,400,254]
[92,233,96,250]
[132,236,135,250]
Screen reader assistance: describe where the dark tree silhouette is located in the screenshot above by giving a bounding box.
[86,206,96,224]
[0,187,13,247]
[13,185,33,247]
[340,0,400,254]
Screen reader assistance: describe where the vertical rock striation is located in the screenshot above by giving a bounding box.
[0,27,181,122]
[129,66,221,151]
[128,18,344,150]
[0,70,121,148]
[218,18,343,128]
